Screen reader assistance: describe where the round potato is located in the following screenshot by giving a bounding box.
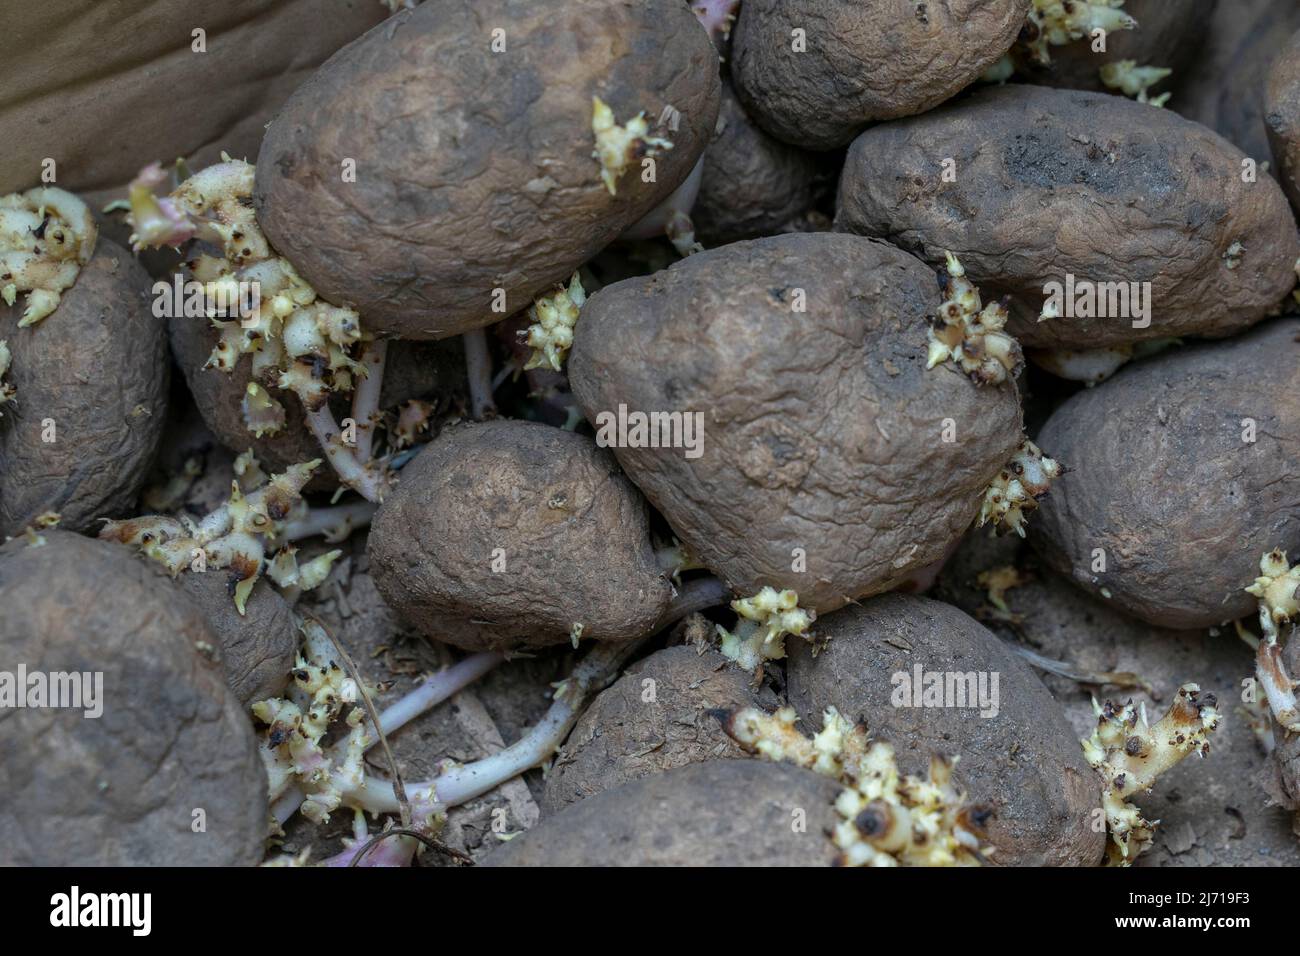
[254,0,721,338]
[1265,28,1300,212]
[835,84,1300,350]
[568,232,1024,615]
[168,310,464,484]
[0,531,267,866]
[175,572,297,707]
[368,419,673,652]
[1031,319,1300,629]
[542,645,773,812]
[0,238,167,537]
[484,759,841,866]
[0,0,387,199]
[786,593,1105,866]
[692,82,823,245]
[729,0,1029,150]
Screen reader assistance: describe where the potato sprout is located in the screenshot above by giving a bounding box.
[1020,0,1138,67]
[124,158,392,501]
[715,586,815,674]
[99,456,340,613]
[926,252,1022,386]
[977,439,1062,536]
[0,339,13,414]
[724,705,990,866]
[521,272,586,372]
[591,96,674,196]
[0,187,98,327]
[1081,684,1221,865]
[1100,61,1173,107]
[1246,549,1300,732]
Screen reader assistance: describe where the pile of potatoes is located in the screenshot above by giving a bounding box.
[2,0,1300,869]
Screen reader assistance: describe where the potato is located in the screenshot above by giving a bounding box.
[1017,0,1215,96]
[368,419,673,652]
[1030,319,1300,629]
[1174,0,1300,164]
[835,84,1300,350]
[542,645,774,812]
[729,0,1030,149]
[0,0,387,198]
[786,593,1105,866]
[253,0,721,339]
[1265,28,1300,212]
[168,310,465,484]
[175,573,297,707]
[0,531,267,865]
[484,759,841,866]
[568,232,1024,615]
[0,239,167,537]
[692,82,824,245]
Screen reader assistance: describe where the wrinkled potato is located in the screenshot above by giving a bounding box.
[0,531,267,866]
[729,0,1030,150]
[368,419,673,652]
[0,239,167,537]
[175,572,297,707]
[692,82,824,245]
[485,759,840,866]
[1018,0,1215,97]
[0,0,386,200]
[1175,0,1300,163]
[542,645,773,812]
[1265,28,1300,212]
[254,0,721,338]
[836,84,1300,350]
[1031,319,1300,629]
[786,593,1105,866]
[568,232,1023,614]
[168,310,464,483]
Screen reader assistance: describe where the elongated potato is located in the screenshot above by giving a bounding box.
[1031,319,1300,629]
[368,419,672,652]
[568,232,1024,614]
[729,0,1029,149]
[485,759,841,866]
[836,85,1300,349]
[255,0,720,338]
[786,594,1106,866]
[0,239,167,536]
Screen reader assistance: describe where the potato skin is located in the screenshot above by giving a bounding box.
[568,232,1023,614]
[254,0,720,339]
[485,759,841,866]
[0,0,386,197]
[175,573,297,707]
[168,311,464,484]
[368,420,672,652]
[693,82,822,245]
[1031,319,1300,629]
[542,646,773,812]
[1265,28,1300,213]
[1174,0,1300,163]
[787,594,1105,866]
[0,532,267,866]
[0,239,167,537]
[730,0,1029,150]
[836,85,1300,349]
